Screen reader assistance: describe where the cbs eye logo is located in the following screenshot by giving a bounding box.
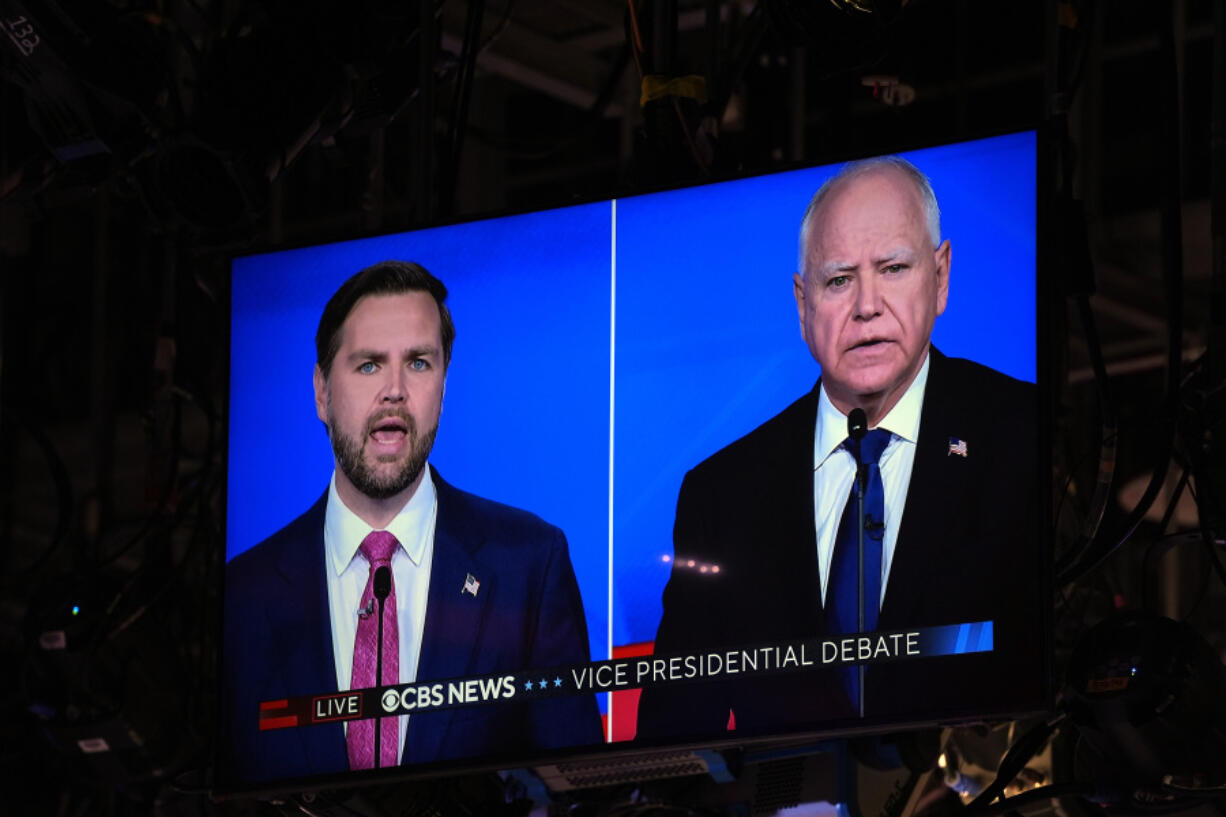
[381,690,401,712]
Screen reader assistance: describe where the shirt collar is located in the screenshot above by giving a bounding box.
[814,350,931,468]
[325,463,437,576]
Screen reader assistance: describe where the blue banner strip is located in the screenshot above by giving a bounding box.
[259,620,995,728]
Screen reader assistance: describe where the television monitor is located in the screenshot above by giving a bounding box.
[217,129,1048,795]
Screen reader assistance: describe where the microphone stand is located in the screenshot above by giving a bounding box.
[373,565,392,769]
[856,454,870,717]
[855,443,870,718]
[847,409,868,718]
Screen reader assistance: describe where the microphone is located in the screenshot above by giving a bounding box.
[847,407,868,442]
[374,566,392,602]
[373,565,392,768]
[847,407,869,494]
[847,407,869,718]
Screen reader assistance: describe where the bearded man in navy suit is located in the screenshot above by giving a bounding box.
[221,261,602,786]
[636,157,1043,740]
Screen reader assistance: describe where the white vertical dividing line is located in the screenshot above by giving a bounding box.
[606,198,617,743]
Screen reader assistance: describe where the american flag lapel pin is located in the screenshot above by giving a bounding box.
[462,573,481,597]
[948,437,968,457]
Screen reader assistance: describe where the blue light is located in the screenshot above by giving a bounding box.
[71,605,80,616]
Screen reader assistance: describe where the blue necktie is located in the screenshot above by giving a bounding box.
[828,428,891,712]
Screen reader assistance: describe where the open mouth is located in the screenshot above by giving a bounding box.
[369,416,410,446]
[850,338,890,351]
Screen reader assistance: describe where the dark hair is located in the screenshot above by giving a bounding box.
[315,260,456,377]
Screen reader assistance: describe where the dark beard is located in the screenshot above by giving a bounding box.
[327,410,438,500]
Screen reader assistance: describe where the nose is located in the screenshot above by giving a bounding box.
[854,272,882,320]
[381,366,407,403]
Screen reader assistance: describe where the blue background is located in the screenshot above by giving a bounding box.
[612,131,1036,645]
[227,130,1036,673]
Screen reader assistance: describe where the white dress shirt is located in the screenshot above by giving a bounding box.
[812,353,930,611]
[324,464,438,763]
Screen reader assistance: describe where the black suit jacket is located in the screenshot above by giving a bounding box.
[220,471,603,787]
[636,348,1043,741]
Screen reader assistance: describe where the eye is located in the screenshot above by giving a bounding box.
[410,358,429,372]
[883,263,907,274]
[358,361,378,374]
[827,275,851,289]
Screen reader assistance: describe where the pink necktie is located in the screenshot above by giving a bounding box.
[347,531,399,770]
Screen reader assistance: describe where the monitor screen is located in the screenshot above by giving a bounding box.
[218,129,1047,793]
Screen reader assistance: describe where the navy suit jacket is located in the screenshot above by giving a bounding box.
[220,471,602,787]
[636,349,1044,741]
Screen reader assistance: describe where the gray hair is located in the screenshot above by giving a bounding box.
[797,156,941,278]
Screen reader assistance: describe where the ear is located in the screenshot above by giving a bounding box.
[934,239,951,316]
[313,364,328,423]
[793,272,810,343]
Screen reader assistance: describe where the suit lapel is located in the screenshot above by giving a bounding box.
[766,386,826,635]
[270,495,347,774]
[407,475,492,762]
[882,348,965,626]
